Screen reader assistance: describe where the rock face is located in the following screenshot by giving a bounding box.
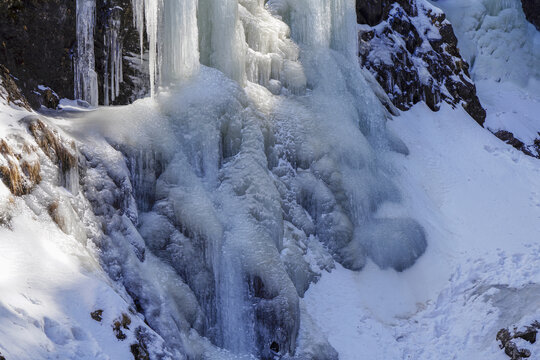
[0,0,76,107]
[0,0,146,108]
[356,0,414,26]
[522,0,540,30]
[357,0,486,126]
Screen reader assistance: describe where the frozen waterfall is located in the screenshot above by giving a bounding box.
[72,0,428,358]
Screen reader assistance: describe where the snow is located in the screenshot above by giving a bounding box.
[0,185,155,359]
[57,99,95,112]
[480,79,540,145]
[305,101,540,359]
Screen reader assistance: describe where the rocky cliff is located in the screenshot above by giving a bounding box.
[357,0,486,125]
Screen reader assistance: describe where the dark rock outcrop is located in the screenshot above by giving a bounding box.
[130,327,152,360]
[0,0,76,105]
[357,1,486,126]
[522,0,540,31]
[112,313,131,340]
[497,322,540,360]
[493,130,540,158]
[27,86,60,110]
[90,309,104,322]
[0,0,146,108]
[356,0,415,26]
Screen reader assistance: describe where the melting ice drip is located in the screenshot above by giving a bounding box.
[83,0,427,358]
[75,0,99,106]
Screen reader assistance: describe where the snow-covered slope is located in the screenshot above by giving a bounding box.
[432,0,540,86]
[304,102,540,359]
[0,100,175,359]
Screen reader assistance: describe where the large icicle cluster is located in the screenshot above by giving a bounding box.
[75,0,99,106]
[130,0,200,95]
[55,0,428,358]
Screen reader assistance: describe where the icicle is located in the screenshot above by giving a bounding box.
[144,0,160,98]
[131,0,145,62]
[130,0,201,96]
[75,0,99,106]
[104,7,123,106]
[162,0,200,82]
[330,0,358,59]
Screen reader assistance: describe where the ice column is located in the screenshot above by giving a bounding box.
[273,0,357,58]
[75,0,99,106]
[198,0,247,84]
[162,0,200,82]
[144,0,160,97]
[131,0,200,96]
[330,0,358,59]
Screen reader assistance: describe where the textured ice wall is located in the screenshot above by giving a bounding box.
[432,0,540,85]
[68,0,428,358]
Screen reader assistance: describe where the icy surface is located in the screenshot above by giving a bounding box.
[1,0,428,358]
[480,79,540,146]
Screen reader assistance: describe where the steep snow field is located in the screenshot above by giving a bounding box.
[0,102,171,359]
[479,79,540,146]
[0,196,148,359]
[431,0,540,151]
[304,101,540,359]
